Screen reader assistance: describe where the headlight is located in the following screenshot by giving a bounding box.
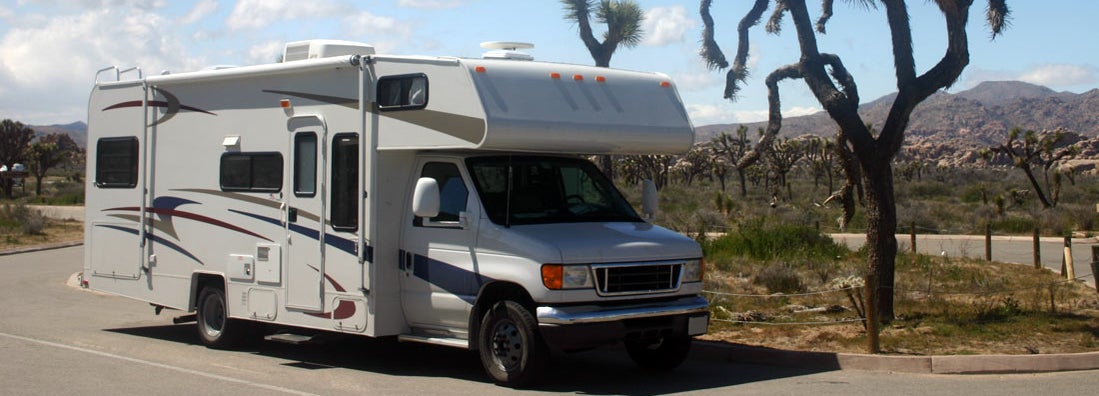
[682,259,704,283]
[541,264,593,290]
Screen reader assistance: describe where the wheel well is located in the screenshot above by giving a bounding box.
[469,281,535,350]
[189,273,225,311]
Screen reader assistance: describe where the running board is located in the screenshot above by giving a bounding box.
[398,334,468,349]
[264,333,316,345]
[172,314,197,324]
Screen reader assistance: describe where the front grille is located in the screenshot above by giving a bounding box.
[593,262,682,296]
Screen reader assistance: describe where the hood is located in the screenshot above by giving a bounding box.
[477,221,701,264]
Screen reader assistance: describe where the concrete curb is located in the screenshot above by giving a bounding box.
[693,340,1099,374]
[0,240,83,256]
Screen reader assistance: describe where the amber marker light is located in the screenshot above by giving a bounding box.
[475,66,487,73]
[573,74,583,81]
[541,264,563,290]
[660,81,671,88]
[595,76,606,83]
[280,99,291,108]
[550,72,561,79]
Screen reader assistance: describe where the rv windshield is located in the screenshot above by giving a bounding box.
[467,156,642,226]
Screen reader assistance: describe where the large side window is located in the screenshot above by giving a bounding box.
[419,162,468,225]
[330,133,358,231]
[95,137,139,188]
[219,152,282,192]
[293,132,317,197]
[377,74,428,111]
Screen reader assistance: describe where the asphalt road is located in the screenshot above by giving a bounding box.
[3,246,1099,395]
[833,234,1099,288]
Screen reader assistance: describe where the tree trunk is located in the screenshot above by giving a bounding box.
[863,157,898,322]
[736,169,747,197]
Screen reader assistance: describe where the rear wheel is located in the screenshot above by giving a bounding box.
[477,300,547,387]
[196,286,246,348]
[624,335,692,370]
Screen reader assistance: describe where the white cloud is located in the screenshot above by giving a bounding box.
[674,70,719,91]
[247,40,284,65]
[687,102,821,126]
[641,6,696,47]
[1018,64,1097,88]
[181,0,217,25]
[341,11,412,39]
[0,6,13,18]
[0,7,195,124]
[397,0,464,9]
[226,0,348,30]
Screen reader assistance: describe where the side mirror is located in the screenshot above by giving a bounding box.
[641,179,659,220]
[412,177,440,218]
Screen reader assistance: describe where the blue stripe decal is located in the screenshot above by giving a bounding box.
[96,224,204,265]
[401,249,492,304]
[229,209,373,262]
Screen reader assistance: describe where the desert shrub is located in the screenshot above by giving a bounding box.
[704,219,849,262]
[754,262,804,294]
[0,204,47,235]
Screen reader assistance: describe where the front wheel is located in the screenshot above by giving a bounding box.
[477,300,548,387]
[624,335,692,370]
[196,286,246,348]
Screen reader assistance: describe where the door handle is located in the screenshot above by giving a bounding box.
[288,207,298,223]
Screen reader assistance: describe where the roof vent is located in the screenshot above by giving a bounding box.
[481,41,534,61]
[283,39,375,62]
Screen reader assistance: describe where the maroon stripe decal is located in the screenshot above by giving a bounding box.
[105,206,272,242]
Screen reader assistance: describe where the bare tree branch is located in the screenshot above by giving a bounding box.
[699,0,728,69]
[737,64,802,169]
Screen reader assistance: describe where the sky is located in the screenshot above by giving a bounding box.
[0,0,1096,127]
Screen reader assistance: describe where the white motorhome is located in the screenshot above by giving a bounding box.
[84,40,707,386]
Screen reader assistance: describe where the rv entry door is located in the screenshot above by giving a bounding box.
[285,116,327,311]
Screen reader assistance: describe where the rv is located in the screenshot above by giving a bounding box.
[84,40,708,386]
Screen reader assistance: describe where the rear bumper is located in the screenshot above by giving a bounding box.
[535,295,710,351]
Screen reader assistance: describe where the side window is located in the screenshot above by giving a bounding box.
[419,162,468,225]
[330,133,358,231]
[293,132,317,197]
[95,137,139,188]
[377,74,428,111]
[219,152,282,192]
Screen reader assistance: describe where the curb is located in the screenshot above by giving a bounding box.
[693,340,1099,374]
[0,241,83,256]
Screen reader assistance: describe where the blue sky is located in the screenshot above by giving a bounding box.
[0,0,1095,127]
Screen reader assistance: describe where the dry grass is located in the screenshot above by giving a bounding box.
[701,252,1099,355]
[0,218,82,252]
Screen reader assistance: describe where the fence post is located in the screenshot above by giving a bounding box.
[1091,246,1099,294]
[1063,237,1075,280]
[910,222,917,254]
[985,223,992,262]
[1033,227,1041,269]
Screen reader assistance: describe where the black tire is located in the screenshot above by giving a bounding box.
[196,286,246,349]
[624,335,692,370]
[477,300,548,387]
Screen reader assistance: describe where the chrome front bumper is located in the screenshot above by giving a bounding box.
[536,295,709,325]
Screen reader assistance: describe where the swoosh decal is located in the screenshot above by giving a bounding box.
[95,224,204,264]
[102,88,215,126]
[105,206,273,242]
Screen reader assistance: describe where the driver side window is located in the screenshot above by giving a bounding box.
[420,162,468,224]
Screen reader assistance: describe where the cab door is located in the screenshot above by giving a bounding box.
[400,158,480,329]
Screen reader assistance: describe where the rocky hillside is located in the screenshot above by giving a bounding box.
[29,121,88,148]
[696,81,1099,166]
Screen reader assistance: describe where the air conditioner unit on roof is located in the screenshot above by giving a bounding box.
[283,40,375,62]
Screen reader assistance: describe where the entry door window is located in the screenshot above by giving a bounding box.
[293,132,317,197]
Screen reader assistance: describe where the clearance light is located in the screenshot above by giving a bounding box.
[280,99,291,108]
[595,76,606,83]
[550,72,561,79]
[475,66,487,73]
[573,74,584,81]
[660,81,671,88]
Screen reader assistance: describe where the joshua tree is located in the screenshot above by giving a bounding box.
[985,127,1078,209]
[700,0,1010,352]
[711,125,753,196]
[560,0,645,67]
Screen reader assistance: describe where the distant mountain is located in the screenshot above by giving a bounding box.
[696,81,1099,147]
[30,121,87,149]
